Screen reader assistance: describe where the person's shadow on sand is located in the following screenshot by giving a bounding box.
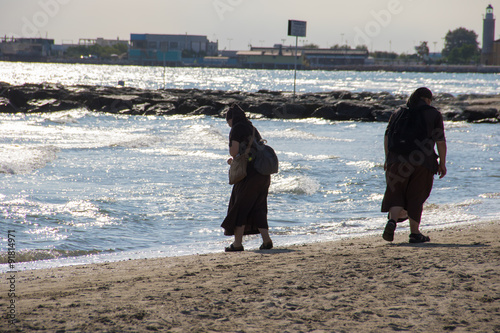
[250,248,298,254]
[393,242,489,248]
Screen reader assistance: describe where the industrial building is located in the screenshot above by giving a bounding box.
[303,48,369,68]
[236,45,304,69]
[128,33,218,65]
[244,45,368,69]
[0,37,54,60]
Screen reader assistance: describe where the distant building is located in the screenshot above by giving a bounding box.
[129,33,218,65]
[78,37,129,48]
[304,48,368,67]
[237,45,304,69]
[0,37,54,60]
[246,45,368,69]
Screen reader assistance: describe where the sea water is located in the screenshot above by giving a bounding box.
[0,62,498,272]
[1,61,500,95]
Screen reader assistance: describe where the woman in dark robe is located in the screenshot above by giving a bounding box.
[221,105,273,252]
[381,87,447,243]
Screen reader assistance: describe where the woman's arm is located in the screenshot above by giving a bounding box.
[227,140,240,165]
[436,140,447,178]
[229,140,239,157]
[384,135,389,170]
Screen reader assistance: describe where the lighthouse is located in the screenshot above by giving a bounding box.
[482,4,495,64]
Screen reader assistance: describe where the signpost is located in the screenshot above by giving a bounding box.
[288,20,307,99]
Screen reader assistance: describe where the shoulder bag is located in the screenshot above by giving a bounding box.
[252,138,279,175]
[228,128,255,185]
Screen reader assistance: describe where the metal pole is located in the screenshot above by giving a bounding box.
[293,35,298,100]
[163,52,166,89]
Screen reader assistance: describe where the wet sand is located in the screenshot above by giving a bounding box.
[3,221,499,332]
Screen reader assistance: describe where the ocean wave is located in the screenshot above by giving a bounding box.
[421,199,481,225]
[479,192,500,199]
[444,121,471,129]
[148,147,225,160]
[0,198,116,228]
[276,161,311,172]
[425,199,482,211]
[270,175,320,195]
[268,128,353,142]
[367,193,384,202]
[42,109,89,124]
[0,248,108,264]
[182,124,227,149]
[108,134,163,148]
[346,160,379,171]
[0,145,59,174]
[283,151,339,161]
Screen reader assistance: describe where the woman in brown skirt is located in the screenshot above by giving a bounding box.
[221,105,273,252]
[381,87,447,243]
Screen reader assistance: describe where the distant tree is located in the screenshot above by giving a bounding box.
[398,53,420,62]
[415,41,430,60]
[371,51,398,59]
[65,43,128,59]
[442,27,480,64]
[330,44,351,50]
[303,43,319,49]
[355,45,368,51]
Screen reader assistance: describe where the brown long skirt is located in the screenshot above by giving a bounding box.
[221,171,271,236]
[381,163,434,223]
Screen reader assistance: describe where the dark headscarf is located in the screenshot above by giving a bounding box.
[407,87,433,108]
[226,104,250,126]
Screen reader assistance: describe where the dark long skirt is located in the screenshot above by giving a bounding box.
[221,171,271,236]
[381,163,434,223]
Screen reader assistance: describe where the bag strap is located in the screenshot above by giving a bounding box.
[243,127,255,154]
[233,104,255,155]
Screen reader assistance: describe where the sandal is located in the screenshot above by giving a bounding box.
[259,241,273,250]
[409,233,430,243]
[225,244,244,252]
[383,220,396,242]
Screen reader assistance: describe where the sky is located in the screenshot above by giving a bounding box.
[0,0,496,54]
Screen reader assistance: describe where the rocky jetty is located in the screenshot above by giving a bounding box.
[0,82,499,123]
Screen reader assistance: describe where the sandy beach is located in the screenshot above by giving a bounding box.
[2,221,499,332]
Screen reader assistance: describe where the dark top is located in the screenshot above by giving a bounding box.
[229,122,262,149]
[229,121,263,175]
[385,101,446,174]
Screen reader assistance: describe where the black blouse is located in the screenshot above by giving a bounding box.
[229,121,262,154]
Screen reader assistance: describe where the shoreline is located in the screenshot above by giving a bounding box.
[0,218,490,273]
[3,220,499,332]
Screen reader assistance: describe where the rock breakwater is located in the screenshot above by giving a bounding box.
[0,82,499,123]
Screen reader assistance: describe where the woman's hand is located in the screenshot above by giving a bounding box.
[227,157,233,165]
[438,161,447,178]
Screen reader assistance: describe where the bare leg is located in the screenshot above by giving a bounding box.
[383,206,404,242]
[258,228,272,244]
[409,218,420,234]
[388,206,405,222]
[233,226,245,247]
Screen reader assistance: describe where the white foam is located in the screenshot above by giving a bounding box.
[0,145,59,174]
[346,160,378,171]
[270,175,320,195]
[479,192,500,199]
[108,134,163,148]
